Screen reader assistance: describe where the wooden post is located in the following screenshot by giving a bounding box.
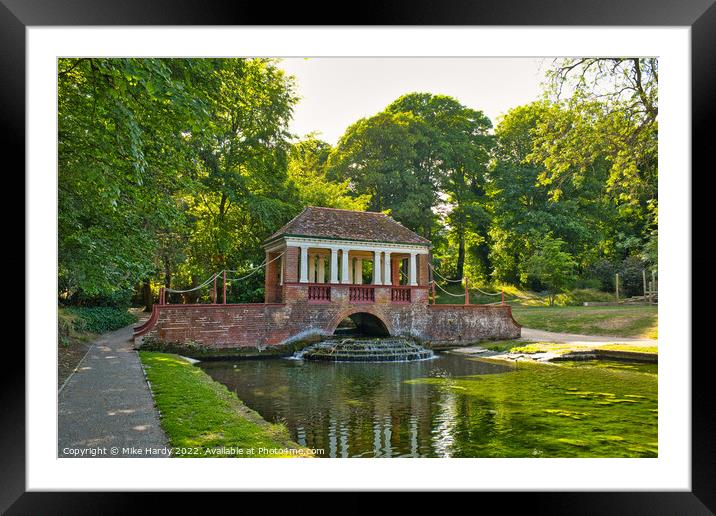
[465,278,470,305]
[502,289,505,305]
[615,273,620,302]
[213,273,217,304]
[159,287,165,305]
[223,270,227,304]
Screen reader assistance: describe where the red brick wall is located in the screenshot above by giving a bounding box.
[264,251,281,303]
[417,254,429,286]
[283,246,299,285]
[139,284,520,349]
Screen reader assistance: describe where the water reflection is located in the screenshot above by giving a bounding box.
[200,354,511,458]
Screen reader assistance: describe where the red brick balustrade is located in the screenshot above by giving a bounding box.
[391,286,411,303]
[308,285,331,303]
[349,285,375,303]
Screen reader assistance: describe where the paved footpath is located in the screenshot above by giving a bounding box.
[519,327,657,347]
[58,324,168,457]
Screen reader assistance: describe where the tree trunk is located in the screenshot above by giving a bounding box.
[456,230,466,280]
[142,281,153,312]
[164,256,172,289]
[186,274,201,304]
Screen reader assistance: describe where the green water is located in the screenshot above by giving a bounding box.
[199,354,657,458]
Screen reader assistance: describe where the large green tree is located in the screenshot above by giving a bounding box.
[328,93,493,279]
[488,102,610,284]
[173,59,299,302]
[58,58,209,303]
[287,137,370,210]
[540,58,658,268]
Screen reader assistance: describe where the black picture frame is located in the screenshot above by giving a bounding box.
[5,0,710,512]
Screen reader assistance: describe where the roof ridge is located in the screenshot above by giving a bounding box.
[306,206,388,216]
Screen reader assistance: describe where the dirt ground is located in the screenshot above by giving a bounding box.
[58,339,91,388]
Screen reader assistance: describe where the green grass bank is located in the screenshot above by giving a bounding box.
[139,352,312,457]
[511,305,658,339]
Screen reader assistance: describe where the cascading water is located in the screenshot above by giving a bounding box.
[296,336,434,362]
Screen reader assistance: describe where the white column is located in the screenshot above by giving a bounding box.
[383,251,392,287]
[317,255,326,283]
[341,248,351,284]
[373,251,382,285]
[279,256,284,285]
[299,247,309,283]
[408,252,417,286]
[330,249,339,283]
[355,258,363,284]
[308,254,316,283]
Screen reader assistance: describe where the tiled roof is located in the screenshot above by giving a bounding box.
[265,207,431,246]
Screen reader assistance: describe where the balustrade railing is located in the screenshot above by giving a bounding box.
[391,286,411,303]
[308,285,331,302]
[349,285,375,303]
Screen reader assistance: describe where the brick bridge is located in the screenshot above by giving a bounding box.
[134,207,521,349]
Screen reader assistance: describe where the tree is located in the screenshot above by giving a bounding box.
[541,58,658,268]
[328,110,438,237]
[385,93,493,280]
[176,58,299,301]
[488,102,608,284]
[58,58,210,303]
[287,137,370,210]
[58,58,301,305]
[328,93,493,279]
[521,236,577,306]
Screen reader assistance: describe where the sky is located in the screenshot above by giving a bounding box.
[276,57,548,145]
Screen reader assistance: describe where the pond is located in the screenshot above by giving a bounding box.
[198,354,657,458]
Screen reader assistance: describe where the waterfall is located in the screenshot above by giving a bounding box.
[294,336,434,363]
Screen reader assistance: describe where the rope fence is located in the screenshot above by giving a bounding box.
[161,252,285,305]
[428,263,505,305]
[157,254,534,308]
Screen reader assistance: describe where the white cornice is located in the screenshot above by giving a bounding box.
[266,236,429,254]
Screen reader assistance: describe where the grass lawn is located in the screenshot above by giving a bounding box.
[511,305,658,339]
[483,340,657,355]
[139,352,312,457]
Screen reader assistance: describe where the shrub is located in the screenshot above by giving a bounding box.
[65,306,138,334]
[66,289,135,308]
[619,256,649,298]
[58,309,80,347]
[554,289,616,306]
[573,277,602,290]
[520,236,577,306]
[139,338,213,355]
[586,258,617,292]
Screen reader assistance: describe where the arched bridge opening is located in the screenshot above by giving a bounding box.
[333,312,390,337]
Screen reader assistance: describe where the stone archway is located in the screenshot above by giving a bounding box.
[328,308,392,337]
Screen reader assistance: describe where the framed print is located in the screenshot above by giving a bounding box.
[6,0,713,512]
